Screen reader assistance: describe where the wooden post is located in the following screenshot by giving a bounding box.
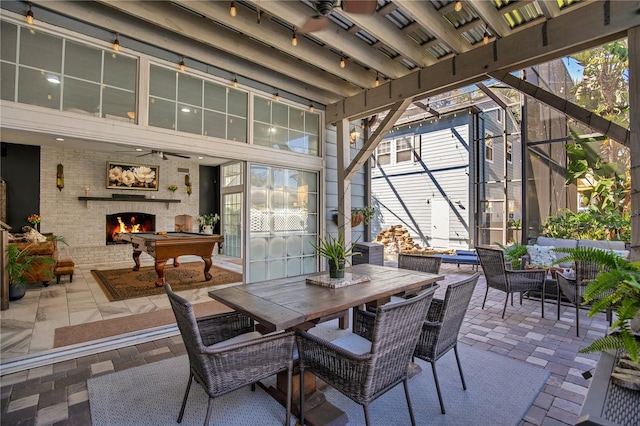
[630,27,640,261]
[1,231,9,310]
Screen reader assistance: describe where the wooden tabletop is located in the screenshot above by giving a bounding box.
[208,264,443,331]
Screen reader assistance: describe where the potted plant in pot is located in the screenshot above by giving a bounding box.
[311,233,360,278]
[554,246,640,363]
[197,213,220,234]
[5,243,55,301]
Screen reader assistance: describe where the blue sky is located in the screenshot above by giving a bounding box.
[563,57,584,82]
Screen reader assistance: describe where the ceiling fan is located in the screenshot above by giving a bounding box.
[114,148,191,160]
[300,0,377,33]
[136,150,190,161]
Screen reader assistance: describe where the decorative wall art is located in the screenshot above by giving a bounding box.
[106,162,159,191]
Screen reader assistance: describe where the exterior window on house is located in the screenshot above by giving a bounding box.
[497,108,503,123]
[376,140,391,166]
[485,133,494,162]
[506,141,512,163]
[395,136,413,163]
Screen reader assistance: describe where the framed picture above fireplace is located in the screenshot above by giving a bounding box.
[107,162,159,191]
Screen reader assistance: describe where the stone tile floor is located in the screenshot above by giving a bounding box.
[0,262,612,425]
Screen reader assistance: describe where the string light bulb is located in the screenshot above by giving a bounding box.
[309,104,314,112]
[112,33,120,51]
[340,55,346,69]
[291,31,298,47]
[454,1,462,12]
[26,3,34,25]
[230,1,236,17]
[375,72,380,87]
[483,30,489,45]
[232,77,238,88]
[179,56,185,72]
[274,90,280,101]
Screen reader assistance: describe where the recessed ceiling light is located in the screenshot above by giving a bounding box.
[135,148,143,151]
[181,107,190,113]
[46,76,61,84]
[198,156,203,159]
[55,137,64,141]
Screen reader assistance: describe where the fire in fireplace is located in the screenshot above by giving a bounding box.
[106,213,155,244]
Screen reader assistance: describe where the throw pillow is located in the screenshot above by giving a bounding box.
[526,244,555,267]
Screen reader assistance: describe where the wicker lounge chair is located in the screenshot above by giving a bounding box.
[296,287,437,426]
[398,253,442,274]
[164,283,295,426]
[476,246,547,318]
[412,273,480,414]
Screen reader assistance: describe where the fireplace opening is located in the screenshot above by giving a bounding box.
[106,213,155,244]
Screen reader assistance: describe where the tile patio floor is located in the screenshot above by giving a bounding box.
[0,260,612,425]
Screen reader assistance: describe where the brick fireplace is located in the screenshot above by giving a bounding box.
[105,213,155,244]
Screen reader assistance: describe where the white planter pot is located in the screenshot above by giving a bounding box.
[202,225,213,234]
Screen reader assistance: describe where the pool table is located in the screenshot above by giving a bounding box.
[115,232,224,287]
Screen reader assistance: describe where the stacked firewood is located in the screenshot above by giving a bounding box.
[375,225,455,255]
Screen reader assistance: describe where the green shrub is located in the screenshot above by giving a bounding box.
[540,207,630,242]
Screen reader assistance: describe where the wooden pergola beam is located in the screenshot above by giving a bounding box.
[490,71,630,145]
[326,1,638,121]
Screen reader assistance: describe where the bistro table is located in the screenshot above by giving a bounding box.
[208,264,443,426]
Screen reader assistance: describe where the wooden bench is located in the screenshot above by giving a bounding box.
[55,259,75,283]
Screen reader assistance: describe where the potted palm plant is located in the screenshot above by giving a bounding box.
[5,243,54,301]
[311,233,360,278]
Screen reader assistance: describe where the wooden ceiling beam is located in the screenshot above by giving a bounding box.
[173,0,374,88]
[498,0,535,16]
[393,0,470,54]
[467,0,512,37]
[326,1,638,121]
[245,0,410,80]
[475,82,509,109]
[338,8,437,66]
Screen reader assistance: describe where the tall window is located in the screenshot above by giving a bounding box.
[376,141,391,166]
[485,133,494,162]
[148,64,248,141]
[395,136,413,163]
[248,165,318,282]
[253,96,320,156]
[1,20,137,121]
[506,141,512,163]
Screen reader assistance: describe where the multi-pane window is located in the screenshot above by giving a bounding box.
[1,20,137,121]
[485,133,494,162]
[249,165,318,282]
[507,141,512,163]
[253,96,320,156]
[396,136,413,163]
[148,64,248,141]
[376,141,391,166]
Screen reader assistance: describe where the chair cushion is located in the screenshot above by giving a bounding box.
[526,245,555,267]
[330,334,372,355]
[536,237,578,249]
[577,239,626,251]
[209,331,262,349]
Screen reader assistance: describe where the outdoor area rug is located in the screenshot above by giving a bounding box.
[91,262,242,301]
[54,300,232,348]
[88,342,549,426]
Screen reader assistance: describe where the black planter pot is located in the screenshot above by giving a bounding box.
[329,259,346,279]
[9,284,26,301]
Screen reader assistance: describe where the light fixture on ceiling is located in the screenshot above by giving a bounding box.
[483,29,489,45]
[340,55,346,69]
[375,72,380,87]
[230,1,237,17]
[291,31,298,47]
[26,3,34,25]
[349,126,361,144]
[46,75,60,84]
[112,32,120,51]
[454,1,462,12]
[309,104,314,112]
[274,90,280,101]
[55,137,64,141]
[179,56,185,72]
[232,75,239,88]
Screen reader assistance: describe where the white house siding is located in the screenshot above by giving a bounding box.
[372,122,471,250]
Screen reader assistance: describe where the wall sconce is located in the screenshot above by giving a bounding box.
[185,174,192,196]
[56,164,64,191]
[349,126,361,144]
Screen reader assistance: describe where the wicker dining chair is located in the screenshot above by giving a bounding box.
[412,273,480,414]
[164,284,295,426]
[475,246,548,318]
[296,287,437,426]
[398,253,442,274]
[556,261,612,337]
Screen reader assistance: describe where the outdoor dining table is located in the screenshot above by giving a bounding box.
[208,263,444,426]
